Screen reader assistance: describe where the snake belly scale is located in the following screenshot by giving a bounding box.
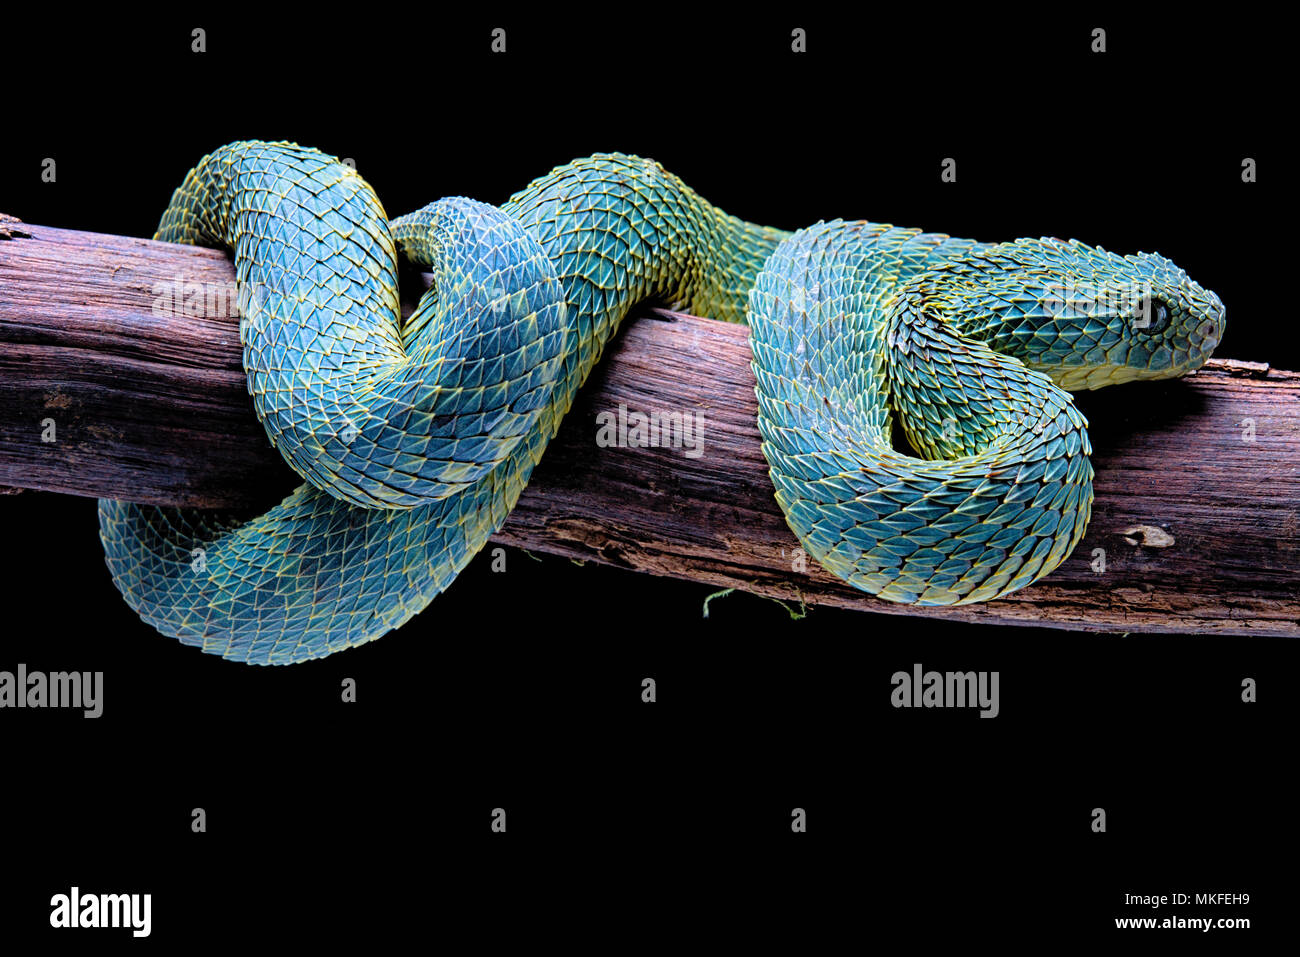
[97,142,1224,663]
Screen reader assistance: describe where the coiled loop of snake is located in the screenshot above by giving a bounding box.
[98,141,1224,662]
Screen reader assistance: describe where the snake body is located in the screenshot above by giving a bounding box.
[98,142,1224,663]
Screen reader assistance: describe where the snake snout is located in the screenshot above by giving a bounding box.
[1157,277,1226,380]
[1195,290,1226,357]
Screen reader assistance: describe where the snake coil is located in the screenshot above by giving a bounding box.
[98,142,1225,663]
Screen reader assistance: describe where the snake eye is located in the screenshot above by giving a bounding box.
[1136,297,1170,334]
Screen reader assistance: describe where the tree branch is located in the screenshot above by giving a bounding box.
[2,221,1296,636]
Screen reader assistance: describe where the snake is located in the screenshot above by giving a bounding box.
[97,141,1225,663]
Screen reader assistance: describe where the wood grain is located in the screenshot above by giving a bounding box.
[2,222,1296,635]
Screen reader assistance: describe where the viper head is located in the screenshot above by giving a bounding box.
[913,238,1226,391]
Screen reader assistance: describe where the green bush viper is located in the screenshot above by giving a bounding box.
[97,141,1225,663]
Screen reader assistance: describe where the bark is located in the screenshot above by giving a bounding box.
[2,221,1296,636]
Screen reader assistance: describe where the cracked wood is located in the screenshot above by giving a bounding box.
[1,222,1296,636]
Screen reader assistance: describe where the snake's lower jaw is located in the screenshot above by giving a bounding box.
[1016,346,1223,395]
[1049,363,1153,392]
[1050,355,1217,393]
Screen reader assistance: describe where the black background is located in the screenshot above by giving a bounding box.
[2,9,1292,947]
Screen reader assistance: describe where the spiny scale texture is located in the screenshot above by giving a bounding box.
[749,223,1091,603]
[98,142,1224,662]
